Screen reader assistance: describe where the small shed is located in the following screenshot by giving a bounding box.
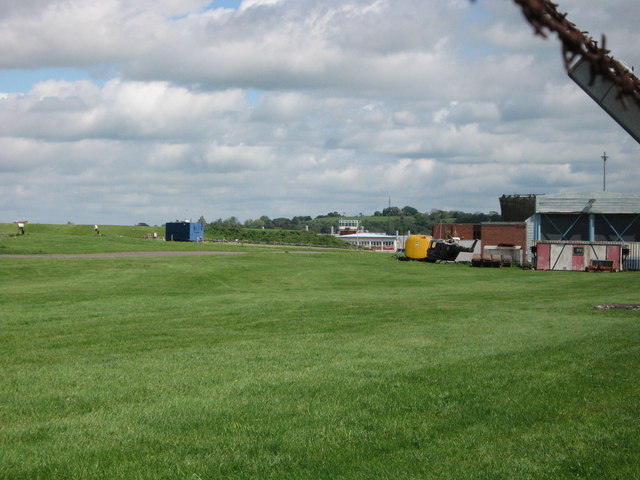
[165,222,204,242]
[533,241,627,272]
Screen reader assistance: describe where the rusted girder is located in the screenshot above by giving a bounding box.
[511,0,640,108]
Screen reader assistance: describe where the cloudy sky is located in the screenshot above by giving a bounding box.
[1,0,638,225]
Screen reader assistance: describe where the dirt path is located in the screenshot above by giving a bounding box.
[0,251,248,259]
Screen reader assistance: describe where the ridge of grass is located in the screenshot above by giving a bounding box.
[0,223,348,255]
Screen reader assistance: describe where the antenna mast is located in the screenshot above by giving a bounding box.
[601,152,608,191]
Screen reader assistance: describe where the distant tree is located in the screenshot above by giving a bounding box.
[429,209,447,221]
[260,215,273,228]
[373,211,382,217]
[211,216,241,228]
[223,216,241,228]
[272,217,293,229]
[197,216,206,224]
[292,215,312,224]
[412,213,432,233]
[402,206,419,216]
[244,218,264,229]
[315,211,341,218]
[382,206,402,217]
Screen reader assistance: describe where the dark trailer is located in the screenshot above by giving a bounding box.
[165,222,204,242]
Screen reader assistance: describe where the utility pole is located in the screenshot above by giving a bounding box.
[601,152,608,191]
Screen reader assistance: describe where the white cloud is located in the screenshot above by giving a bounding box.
[0,0,638,225]
[0,79,249,141]
[239,0,284,10]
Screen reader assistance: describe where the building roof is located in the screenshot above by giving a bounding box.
[536,192,640,214]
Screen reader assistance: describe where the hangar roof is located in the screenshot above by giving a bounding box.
[535,192,640,214]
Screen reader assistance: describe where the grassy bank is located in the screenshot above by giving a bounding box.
[206,225,350,248]
[1,246,639,479]
[0,223,347,255]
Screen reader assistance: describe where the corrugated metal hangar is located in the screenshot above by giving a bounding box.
[529,192,640,242]
[504,192,640,271]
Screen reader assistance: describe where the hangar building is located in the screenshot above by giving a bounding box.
[505,192,640,270]
[434,193,640,270]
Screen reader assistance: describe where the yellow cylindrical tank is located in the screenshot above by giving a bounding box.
[404,234,433,260]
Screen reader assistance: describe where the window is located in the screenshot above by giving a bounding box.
[573,247,584,256]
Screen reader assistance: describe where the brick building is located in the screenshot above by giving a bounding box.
[481,223,527,249]
[433,222,527,265]
[432,223,478,240]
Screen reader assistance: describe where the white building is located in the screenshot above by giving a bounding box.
[337,232,402,252]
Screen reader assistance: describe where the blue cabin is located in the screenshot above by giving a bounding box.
[165,222,204,242]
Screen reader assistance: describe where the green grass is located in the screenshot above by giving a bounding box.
[0,223,168,255]
[0,223,341,255]
[1,235,639,479]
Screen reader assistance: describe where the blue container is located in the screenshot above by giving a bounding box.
[165,222,204,242]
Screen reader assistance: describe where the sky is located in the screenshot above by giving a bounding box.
[1,0,639,225]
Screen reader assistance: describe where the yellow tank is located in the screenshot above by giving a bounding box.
[404,234,433,260]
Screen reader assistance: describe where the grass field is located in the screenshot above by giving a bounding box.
[0,223,348,255]
[1,228,639,479]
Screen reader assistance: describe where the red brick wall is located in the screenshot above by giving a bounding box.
[480,224,526,253]
[432,223,475,240]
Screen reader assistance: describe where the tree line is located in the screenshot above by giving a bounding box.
[200,206,501,235]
